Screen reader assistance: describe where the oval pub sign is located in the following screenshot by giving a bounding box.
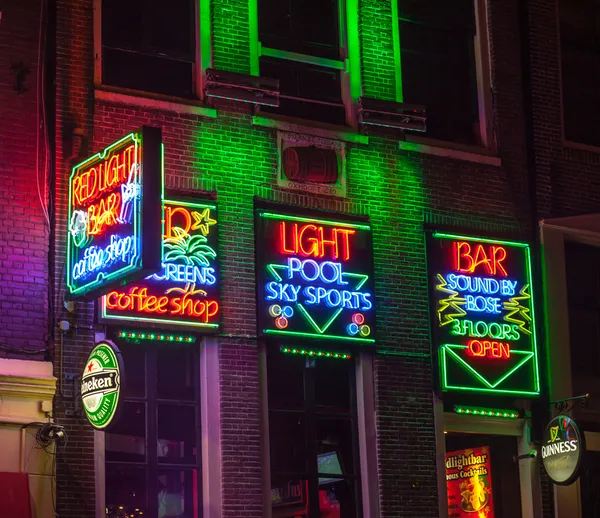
[81,340,124,430]
[541,414,585,485]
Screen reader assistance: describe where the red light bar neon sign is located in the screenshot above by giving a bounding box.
[428,233,540,396]
[256,209,376,343]
[66,128,162,300]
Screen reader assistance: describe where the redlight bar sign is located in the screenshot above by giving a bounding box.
[66,127,163,299]
[427,233,540,396]
[100,198,220,330]
[256,208,375,344]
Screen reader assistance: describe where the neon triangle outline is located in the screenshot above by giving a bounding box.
[443,344,534,389]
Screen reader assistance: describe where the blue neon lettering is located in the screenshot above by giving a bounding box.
[286,258,347,286]
[465,295,502,314]
[265,282,300,302]
[304,286,317,304]
[360,293,372,311]
[72,234,136,280]
[149,264,216,285]
[500,279,517,296]
[446,273,519,296]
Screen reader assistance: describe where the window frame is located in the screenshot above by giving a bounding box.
[95,337,223,518]
[260,347,379,518]
[392,0,494,151]
[249,0,362,127]
[93,0,212,100]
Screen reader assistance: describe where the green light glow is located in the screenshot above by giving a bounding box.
[345,0,361,102]
[118,331,197,343]
[280,346,351,360]
[259,212,371,230]
[265,329,375,343]
[432,232,530,249]
[443,345,535,389]
[391,0,403,102]
[296,304,343,335]
[454,405,519,419]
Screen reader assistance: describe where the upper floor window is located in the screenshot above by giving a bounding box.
[397,0,492,146]
[256,0,357,126]
[560,0,600,147]
[100,0,197,98]
[267,348,362,517]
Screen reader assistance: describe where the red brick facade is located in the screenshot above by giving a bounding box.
[4,0,598,516]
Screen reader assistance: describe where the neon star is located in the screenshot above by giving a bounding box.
[87,362,94,372]
[191,208,216,236]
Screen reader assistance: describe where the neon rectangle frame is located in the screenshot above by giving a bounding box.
[255,205,376,345]
[99,197,220,331]
[427,231,540,397]
[66,127,163,300]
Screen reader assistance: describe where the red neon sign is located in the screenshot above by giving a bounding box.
[72,144,137,206]
[466,339,511,360]
[454,242,508,277]
[105,288,219,323]
[279,221,355,261]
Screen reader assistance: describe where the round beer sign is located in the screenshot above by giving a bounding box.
[541,414,585,485]
[81,340,124,430]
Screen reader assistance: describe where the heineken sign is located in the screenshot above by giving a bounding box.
[81,340,124,430]
[541,415,585,485]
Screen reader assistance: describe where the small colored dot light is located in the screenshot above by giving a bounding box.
[118,330,197,344]
[279,346,351,360]
[454,405,519,419]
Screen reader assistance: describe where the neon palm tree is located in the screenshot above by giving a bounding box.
[163,226,216,294]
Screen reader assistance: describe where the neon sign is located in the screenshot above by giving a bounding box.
[66,128,163,299]
[427,233,540,396]
[256,208,375,343]
[100,198,220,330]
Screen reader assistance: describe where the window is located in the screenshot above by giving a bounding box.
[100,0,198,98]
[560,0,600,146]
[105,343,201,518]
[267,348,361,517]
[255,0,359,125]
[396,0,491,146]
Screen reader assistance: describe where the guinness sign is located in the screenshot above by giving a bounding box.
[541,415,585,485]
[81,340,124,430]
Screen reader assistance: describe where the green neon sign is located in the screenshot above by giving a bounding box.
[428,232,540,397]
[81,341,124,430]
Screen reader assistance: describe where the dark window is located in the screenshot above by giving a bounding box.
[102,0,196,98]
[105,344,201,518]
[267,348,361,518]
[398,0,480,144]
[258,0,346,125]
[560,0,600,146]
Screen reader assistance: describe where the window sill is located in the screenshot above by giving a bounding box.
[252,114,368,145]
[95,87,218,118]
[399,136,501,167]
[563,139,600,155]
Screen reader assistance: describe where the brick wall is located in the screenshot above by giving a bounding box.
[53,1,553,518]
[0,0,49,359]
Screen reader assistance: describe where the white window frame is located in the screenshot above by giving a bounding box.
[393,0,495,152]
[249,0,362,128]
[93,0,212,100]
[259,347,380,518]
